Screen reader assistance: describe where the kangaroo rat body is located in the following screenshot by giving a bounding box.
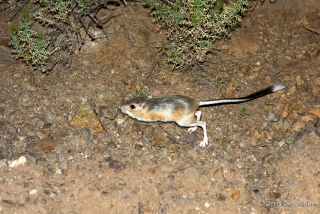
[120,84,286,147]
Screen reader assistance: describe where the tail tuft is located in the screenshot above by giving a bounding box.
[272,84,286,92]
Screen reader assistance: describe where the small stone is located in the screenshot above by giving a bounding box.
[267,112,280,122]
[69,101,104,133]
[226,188,240,201]
[236,162,243,169]
[43,110,57,124]
[9,156,26,168]
[55,169,62,175]
[278,141,285,147]
[40,138,55,153]
[109,159,124,171]
[36,130,48,140]
[117,118,125,125]
[288,86,296,94]
[29,189,38,195]
[204,202,210,208]
[161,208,167,214]
[186,131,198,143]
[101,191,108,196]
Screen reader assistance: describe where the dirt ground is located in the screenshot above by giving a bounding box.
[0,0,320,213]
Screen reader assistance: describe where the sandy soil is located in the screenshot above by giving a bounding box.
[0,0,319,213]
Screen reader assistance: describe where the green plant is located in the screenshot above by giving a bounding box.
[140,91,147,97]
[9,23,24,58]
[155,3,167,21]
[214,77,225,86]
[9,9,48,65]
[78,0,88,10]
[143,0,248,67]
[240,107,249,115]
[5,0,123,73]
[168,48,184,67]
[157,42,168,53]
[170,4,182,26]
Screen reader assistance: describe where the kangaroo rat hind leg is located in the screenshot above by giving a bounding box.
[192,120,208,147]
[188,111,202,133]
[180,112,208,147]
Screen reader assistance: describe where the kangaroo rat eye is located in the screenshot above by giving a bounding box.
[130,105,136,109]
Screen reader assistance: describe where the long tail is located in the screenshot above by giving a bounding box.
[199,84,286,106]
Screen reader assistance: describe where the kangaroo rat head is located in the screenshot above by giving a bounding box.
[120,97,151,121]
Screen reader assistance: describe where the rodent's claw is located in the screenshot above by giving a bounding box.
[199,140,208,147]
[188,127,197,133]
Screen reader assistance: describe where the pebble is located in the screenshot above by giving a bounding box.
[29,189,38,195]
[8,156,26,168]
[236,162,243,169]
[204,202,210,208]
[266,112,280,122]
[40,138,55,153]
[226,188,240,201]
[288,86,296,94]
[36,130,48,140]
[161,208,167,214]
[43,110,57,123]
[109,159,124,171]
[69,101,104,133]
[278,141,285,147]
[55,169,62,175]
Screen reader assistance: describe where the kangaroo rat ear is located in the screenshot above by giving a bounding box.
[139,102,147,109]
